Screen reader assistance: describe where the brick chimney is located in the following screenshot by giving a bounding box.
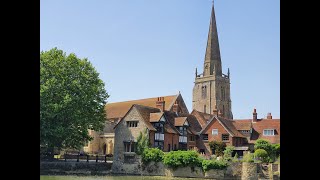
[172,100,179,113]
[252,108,257,122]
[156,97,165,112]
[213,105,218,116]
[267,112,272,119]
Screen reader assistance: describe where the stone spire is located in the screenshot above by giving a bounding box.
[203,1,222,77]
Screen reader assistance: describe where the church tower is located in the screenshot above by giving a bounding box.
[192,2,233,119]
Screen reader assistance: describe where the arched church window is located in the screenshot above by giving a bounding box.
[204,105,206,114]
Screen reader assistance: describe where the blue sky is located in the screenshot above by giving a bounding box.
[41,0,280,119]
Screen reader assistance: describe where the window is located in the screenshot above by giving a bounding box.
[204,105,206,114]
[168,144,171,151]
[202,86,207,99]
[174,144,177,150]
[153,122,164,133]
[154,141,164,150]
[263,129,275,136]
[202,134,208,141]
[190,135,195,141]
[126,121,138,127]
[222,134,229,141]
[124,142,135,152]
[178,126,187,136]
[240,130,250,134]
[212,129,218,135]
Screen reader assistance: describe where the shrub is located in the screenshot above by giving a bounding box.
[142,148,164,164]
[254,149,268,163]
[254,139,272,154]
[208,141,226,156]
[163,150,203,169]
[223,146,235,161]
[242,152,254,163]
[202,159,228,171]
[136,128,150,155]
[232,153,239,162]
[272,143,280,157]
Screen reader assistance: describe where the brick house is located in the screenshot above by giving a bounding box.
[186,108,280,156]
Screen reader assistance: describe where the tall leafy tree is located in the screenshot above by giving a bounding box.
[40,48,109,154]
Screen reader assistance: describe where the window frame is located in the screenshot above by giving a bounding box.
[263,129,275,136]
[222,134,229,142]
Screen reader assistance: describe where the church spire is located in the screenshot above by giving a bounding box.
[203,1,222,77]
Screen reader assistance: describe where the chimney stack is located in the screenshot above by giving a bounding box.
[267,112,272,119]
[156,97,165,112]
[213,105,218,116]
[253,108,257,122]
[218,109,223,117]
[172,100,179,113]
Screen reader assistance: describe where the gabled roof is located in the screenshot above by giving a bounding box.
[232,120,252,130]
[150,112,164,122]
[105,94,179,119]
[113,104,160,131]
[174,117,188,126]
[199,115,245,138]
[190,109,213,128]
[250,118,280,144]
[186,114,203,133]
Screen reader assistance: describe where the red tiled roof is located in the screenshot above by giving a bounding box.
[251,118,280,144]
[174,117,187,126]
[218,118,246,138]
[186,114,203,133]
[105,95,178,119]
[190,109,213,128]
[232,120,252,130]
[150,112,164,122]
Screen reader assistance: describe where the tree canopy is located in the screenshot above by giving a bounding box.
[40,48,109,152]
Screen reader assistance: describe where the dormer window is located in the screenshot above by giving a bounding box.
[263,129,275,136]
[154,122,164,134]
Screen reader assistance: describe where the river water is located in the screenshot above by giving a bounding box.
[40,176,204,180]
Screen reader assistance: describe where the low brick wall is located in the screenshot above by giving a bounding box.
[40,161,112,175]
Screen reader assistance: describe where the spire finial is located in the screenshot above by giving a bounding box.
[195,67,198,77]
[227,68,230,78]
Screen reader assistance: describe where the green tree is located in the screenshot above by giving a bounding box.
[208,141,226,156]
[136,128,150,155]
[254,139,272,155]
[223,146,235,161]
[40,48,109,156]
[254,149,269,163]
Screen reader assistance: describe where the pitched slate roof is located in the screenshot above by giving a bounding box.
[105,94,178,119]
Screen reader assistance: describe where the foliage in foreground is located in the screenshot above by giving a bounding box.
[40,47,109,154]
[142,148,164,164]
[136,128,150,155]
[223,146,235,161]
[202,159,228,171]
[254,149,269,163]
[163,150,203,169]
[208,141,226,157]
[242,152,254,163]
